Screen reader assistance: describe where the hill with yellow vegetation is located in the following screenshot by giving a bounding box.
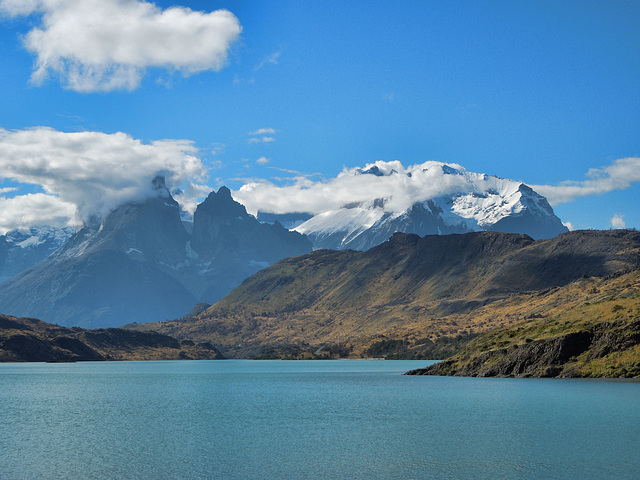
[407,269,640,378]
[132,229,640,364]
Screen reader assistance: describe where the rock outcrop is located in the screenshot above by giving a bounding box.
[0,314,225,362]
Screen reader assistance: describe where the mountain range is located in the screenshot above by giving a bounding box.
[257,162,568,250]
[132,229,640,359]
[0,226,74,282]
[0,163,571,330]
[0,178,311,328]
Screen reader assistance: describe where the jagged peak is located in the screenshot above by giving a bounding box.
[198,186,249,218]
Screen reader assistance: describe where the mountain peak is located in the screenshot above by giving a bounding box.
[289,161,568,249]
[151,175,171,198]
[199,186,249,218]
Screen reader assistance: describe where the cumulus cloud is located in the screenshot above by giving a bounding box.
[0,127,208,230]
[248,128,277,144]
[0,193,76,234]
[0,0,242,92]
[234,160,484,215]
[250,128,276,136]
[532,157,640,206]
[610,214,626,229]
[256,156,270,165]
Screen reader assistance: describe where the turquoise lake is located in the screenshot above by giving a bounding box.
[1,360,639,479]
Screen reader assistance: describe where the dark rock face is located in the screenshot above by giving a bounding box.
[0,313,225,362]
[406,320,640,378]
[0,183,312,328]
[189,186,312,302]
[192,186,310,262]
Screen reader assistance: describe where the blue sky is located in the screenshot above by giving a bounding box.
[0,0,638,233]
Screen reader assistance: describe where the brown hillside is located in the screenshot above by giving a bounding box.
[134,229,640,359]
[0,314,225,362]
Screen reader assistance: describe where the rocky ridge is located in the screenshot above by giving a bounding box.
[0,180,311,328]
[132,229,640,360]
[0,313,225,362]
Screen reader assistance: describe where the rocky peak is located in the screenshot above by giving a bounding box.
[197,186,249,218]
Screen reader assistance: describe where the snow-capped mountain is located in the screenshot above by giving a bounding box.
[286,162,568,250]
[0,179,311,328]
[0,226,75,281]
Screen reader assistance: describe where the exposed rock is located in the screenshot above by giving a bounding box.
[0,183,312,328]
[407,320,640,378]
[0,314,225,362]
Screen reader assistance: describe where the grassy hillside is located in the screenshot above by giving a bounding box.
[133,229,640,361]
[0,314,225,362]
[407,270,640,378]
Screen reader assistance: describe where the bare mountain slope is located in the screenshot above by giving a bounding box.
[134,229,640,358]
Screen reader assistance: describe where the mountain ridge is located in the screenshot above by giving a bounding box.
[132,229,640,359]
[0,180,312,328]
[0,313,225,362]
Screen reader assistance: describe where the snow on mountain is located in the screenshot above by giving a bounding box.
[0,226,75,281]
[0,180,311,328]
[288,161,568,250]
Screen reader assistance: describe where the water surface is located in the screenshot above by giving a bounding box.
[1,360,639,479]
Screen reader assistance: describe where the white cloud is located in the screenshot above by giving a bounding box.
[0,127,208,230]
[562,221,577,231]
[250,128,276,135]
[248,136,275,144]
[247,128,277,144]
[0,0,242,92]
[610,214,626,229]
[532,157,640,206]
[234,160,479,215]
[173,182,213,219]
[256,156,270,165]
[0,193,76,234]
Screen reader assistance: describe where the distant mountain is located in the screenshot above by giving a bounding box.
[134,229,640,359]
[0,226,75,281]
[259,162,568,250]
[0,313,225,362]
[189,186,312,301]
[0,179,311,328]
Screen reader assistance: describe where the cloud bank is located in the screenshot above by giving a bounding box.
[532,157,640,206]
[0,193,76,234]
[0,127,207,232]
[234,160,486,216]
[0,0,242,92]
[234,157,640,222]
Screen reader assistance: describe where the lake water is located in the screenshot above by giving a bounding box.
[1,360,639,480]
